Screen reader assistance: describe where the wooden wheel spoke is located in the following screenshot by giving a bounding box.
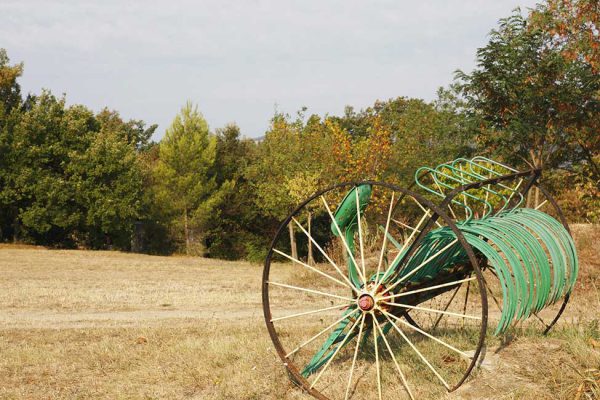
[372,314,383,400]
[267,281,353,302]
[383,239,459,295]
[381,208,431,284]
[285,310,360,358]
[270,303,352,322]
[289,219,357,291]
[374,192,395,289]
[382,310,450,389]
[382,301,481,320]
[344,313,366,400]
[391,218,420,233]
[310,314,363,389]
[535,199,548,210]
[380,276,476,301]
[373,317,414,400]
[385,311,472,359]
[273,248,350,289]
[410,197,442,228]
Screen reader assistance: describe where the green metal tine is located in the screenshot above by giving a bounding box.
[428,166,494,221]
[439,161,510,219]
[451,158,517,215]
[468,157,526,211]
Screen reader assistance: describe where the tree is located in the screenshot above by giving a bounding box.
[0,49,24,240]
[455,8,599,207]
[247,111,335,261]
[96,108,157,152]
[6,93,92,245]
[69,126,145,249]
[154,102,226,255]
[285,171,320,264]
[530,0,599,73]
[205,123,258,259]
[0,49,23,115]
[331,97,474,188]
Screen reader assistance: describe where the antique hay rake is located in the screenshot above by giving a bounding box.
[262,156,578,400]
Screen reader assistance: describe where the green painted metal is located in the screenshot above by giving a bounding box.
[330,184,372,288]
[301,156,578,377]
[409,157,578,333]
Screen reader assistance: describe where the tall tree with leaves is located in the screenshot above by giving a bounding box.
[0,49,24,240]
[205,123,257,259]
[248,111,335,261]
[455,7,599,207]
[154,102,226,255]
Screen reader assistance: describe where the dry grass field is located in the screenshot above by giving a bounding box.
[0,224,598,399]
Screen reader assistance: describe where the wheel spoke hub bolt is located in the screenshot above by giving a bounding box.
[358,294,375,311]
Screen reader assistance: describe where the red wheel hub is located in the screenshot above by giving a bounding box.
[358,294,375,311]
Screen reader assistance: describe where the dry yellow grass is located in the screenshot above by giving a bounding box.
[0,224,598,399]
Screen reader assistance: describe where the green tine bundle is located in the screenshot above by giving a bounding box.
[405,156,578,334]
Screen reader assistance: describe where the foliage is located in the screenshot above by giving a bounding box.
[455,4,598,219]
[0,51,154,247]
[0,1,597,256]
[455,7,598,174]
[205,124,262,259]
[153,102,232,255]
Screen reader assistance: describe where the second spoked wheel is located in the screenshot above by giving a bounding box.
[263,182,488,400]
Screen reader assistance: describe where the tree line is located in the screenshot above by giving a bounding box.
[0,0,597,260]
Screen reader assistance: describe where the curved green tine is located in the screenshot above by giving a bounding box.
[468,220,529,321]
[390,225,515,333]
[436,164,480,218]
[470,156,525,208]
[505,210,570,304]
[480,218,534,319]
[301,308,361,377]
[485,217,545,319]
[415,166,470,220]
[440,161,509,218]
[429,166,494,222]
[453,157,521,215]
[500,212,560,305]
[417,166,492,222]
[517,210,571,301]
[469,157,525,214]
[401,233,463,282]
[516,209,578,300]
[494,214,551,313]
[457,226,515,334]
[501,211,566,305]
[522,209,578,291]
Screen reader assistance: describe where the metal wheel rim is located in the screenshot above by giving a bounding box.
[262,181,489,399]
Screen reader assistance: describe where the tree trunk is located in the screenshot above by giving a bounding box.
[528,148,544,209]
[184,207,190,255]
[12,218,20,244]
[289,222,298,260]
[307,211,314,265]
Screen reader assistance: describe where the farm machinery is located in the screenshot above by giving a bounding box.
[262,156,578,399]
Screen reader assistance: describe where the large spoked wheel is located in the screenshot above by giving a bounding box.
[263,182,489,400]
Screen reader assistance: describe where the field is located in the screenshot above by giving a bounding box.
[0,225,598,400]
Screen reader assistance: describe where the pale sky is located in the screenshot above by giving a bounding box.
[1,0,539,139]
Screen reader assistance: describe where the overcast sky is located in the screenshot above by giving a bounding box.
[1,0,539,139]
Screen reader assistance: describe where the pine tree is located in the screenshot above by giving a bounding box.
[154,102,226,255]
